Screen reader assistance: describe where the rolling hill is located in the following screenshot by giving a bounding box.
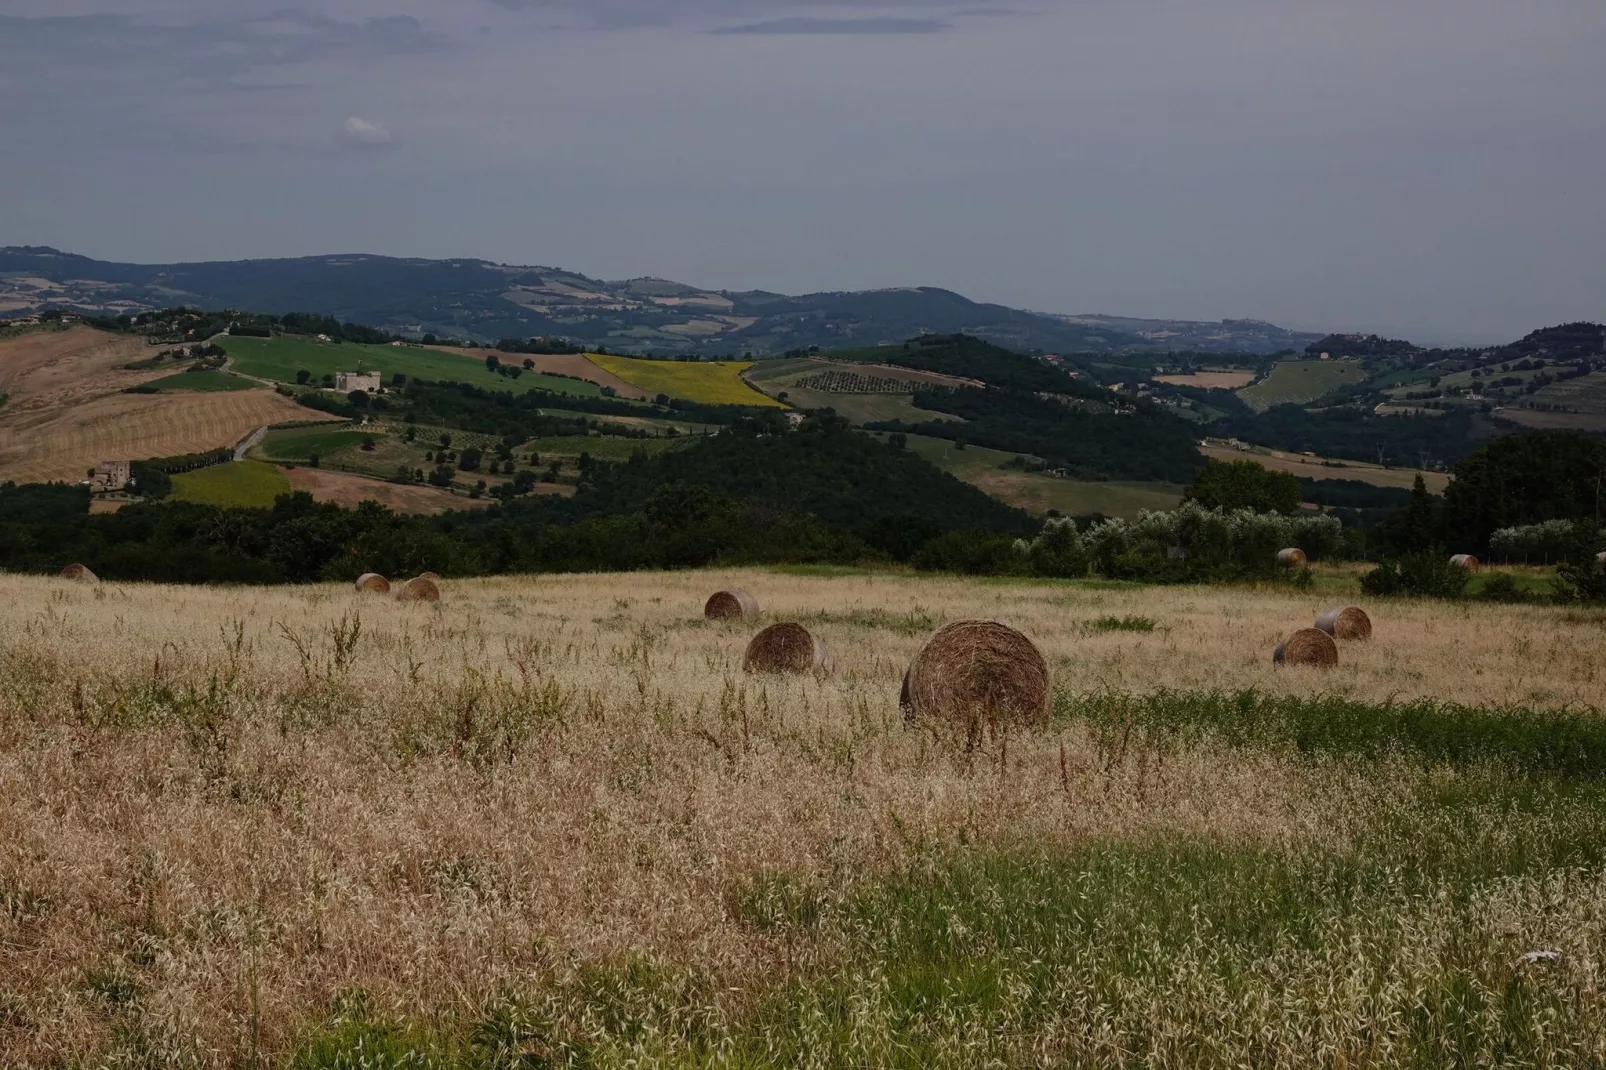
[0,246,1316,356]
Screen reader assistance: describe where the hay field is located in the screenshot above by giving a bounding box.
[1200,440,1451,493]
[0,389,333,485]
[1152,370,1257,389]
[586,353,786,408]
[4,568,1606,1066]
[283,466,500,512]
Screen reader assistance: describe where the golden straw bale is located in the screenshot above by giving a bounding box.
[1274,627,1338,667]
[58,563,98,583]
[705,588,759,620]
[1276,547,1307,567]
[418,572,442,583]
[354,573,391,595]
[1450,554,1480,572]
[741,623,835,676]
[900,620,1051,741]
[393,576,441,603]
[1314,605,1372,641]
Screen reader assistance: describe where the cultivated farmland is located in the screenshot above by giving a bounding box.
[0,388,331,485]
[1237,358,1367,411]
[586,353,786,407]
[2,570,1604,1066]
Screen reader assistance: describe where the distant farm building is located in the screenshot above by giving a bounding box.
[91,460,131,492]
[335,371,382,393]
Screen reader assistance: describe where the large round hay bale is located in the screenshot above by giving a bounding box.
[1596,551,1606,566]
[1314,605,1372,641]
[742,623,835,676]
[1449,554,1479,572]
[705,588,758,620]
[59,563,98,583]
[394,576,441,603]
[418,571,442,583]
[354,572,391,595]
[1276,547,1307,567]
[1274,627,1338,667]
[900,620,1051,736]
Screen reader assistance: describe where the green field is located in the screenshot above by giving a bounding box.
[898,433,1184,517]
[143,370,260,392]
[223,337,610,398]
[170,460,292,508]
[1238,358,1367,411]
[257,426,370,462]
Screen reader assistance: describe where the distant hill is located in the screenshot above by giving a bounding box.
[0,246,1149,356]
[2,245,1314,357]
[1045,313,1325,354]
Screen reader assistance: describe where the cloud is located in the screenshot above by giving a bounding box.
[342,116,393,146]
[710,15,950,33]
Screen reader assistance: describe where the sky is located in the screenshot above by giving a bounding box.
[1,0,1603,344]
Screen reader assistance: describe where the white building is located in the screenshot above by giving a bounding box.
[335,371,382,393]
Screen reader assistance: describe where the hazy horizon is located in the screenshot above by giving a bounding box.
[3,1,1602,346]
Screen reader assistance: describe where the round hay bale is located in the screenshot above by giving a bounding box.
[1314,605,1372,641]
[1449,554,1480,572]
[354,572,391,595]
[1276,547,1307,567]
[900,620,1051,736]
[1274,627,1338,667]
[741,622,835,676]
[418,571,442,583]
[59,563,98,583]
[705,588,759,620]
[394,576,441,603]
[1595,551,1606,566]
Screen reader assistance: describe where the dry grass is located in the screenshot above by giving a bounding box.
[0,570,1602,1064]
[1200,442,1451,493]
[0,390,330,485]
[1152,370,1257,389]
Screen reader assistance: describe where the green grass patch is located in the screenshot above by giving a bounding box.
[223,336,609,398]
[142,370,260,392]
[1065,688,1606,778]
[1238,358,1367,412]
[169,460,291,508]
[257,426,369,462]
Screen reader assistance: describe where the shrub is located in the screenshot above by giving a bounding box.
[1555,560,1606,605]
[1360,555,1470,599]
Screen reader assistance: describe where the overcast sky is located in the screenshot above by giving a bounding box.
[2,1,1602,343]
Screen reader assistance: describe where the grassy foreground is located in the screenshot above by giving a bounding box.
[1,572,1604,1066]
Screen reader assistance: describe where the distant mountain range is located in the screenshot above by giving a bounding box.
[0,245,1324,356]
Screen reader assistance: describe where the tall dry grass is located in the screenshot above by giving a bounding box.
[0,569,1600,1064]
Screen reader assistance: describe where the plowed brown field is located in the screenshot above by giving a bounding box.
[0,327,340,483]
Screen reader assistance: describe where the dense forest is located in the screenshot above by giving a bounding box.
[0,421,1031,582]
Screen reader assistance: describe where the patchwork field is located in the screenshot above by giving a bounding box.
[1237,358,1367,411]
[587,353,785,408]
[1200,440,1452,493]
[2,570,1605,1066]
